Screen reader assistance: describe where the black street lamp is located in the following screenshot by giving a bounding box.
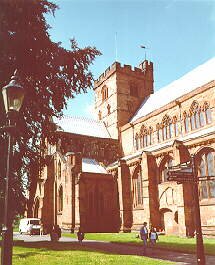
[1,70,25,265]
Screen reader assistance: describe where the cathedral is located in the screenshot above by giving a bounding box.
[31,57,215,236]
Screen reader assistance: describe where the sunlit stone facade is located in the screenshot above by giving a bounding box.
[32,58,215,236]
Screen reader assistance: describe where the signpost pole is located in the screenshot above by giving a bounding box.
[191,155,205,265]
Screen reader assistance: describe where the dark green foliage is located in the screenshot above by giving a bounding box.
[0,0,100,220]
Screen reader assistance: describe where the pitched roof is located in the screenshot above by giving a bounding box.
[82,158,108,173]
[131,57,215,122]
[54,116,112,139]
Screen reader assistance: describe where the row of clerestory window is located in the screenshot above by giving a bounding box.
[135,101,212,151]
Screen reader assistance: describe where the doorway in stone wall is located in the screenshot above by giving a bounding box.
[160,208,179,234]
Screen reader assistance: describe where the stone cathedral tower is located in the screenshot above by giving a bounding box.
[94,60,154,139]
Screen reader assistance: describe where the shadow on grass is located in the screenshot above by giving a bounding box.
[10,240,210,265]
[15,251,43,258]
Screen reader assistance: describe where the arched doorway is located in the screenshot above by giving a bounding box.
[160,208,178,234]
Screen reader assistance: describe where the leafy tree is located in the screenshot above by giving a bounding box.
[0,0,100,220]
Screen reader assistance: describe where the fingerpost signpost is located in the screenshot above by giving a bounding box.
[167,155,215,265]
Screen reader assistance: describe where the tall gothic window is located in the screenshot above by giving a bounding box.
[198,152,215,199]
[58,161,61,179]
[157,123,161,143]
[101,85,108,101]
[189,101,201,130]
[58,185,63,212]
[149,127,153,145]
[132,167,143,208]
[139,132,143,148]
[162,115,171,140]
[160,158,173,183]
[98,110,102,120]
[140,126,148,147]
[172,116,179,136]
[199,108,206,127]
[183,111,190,133]
[107,104,111,115]
[135,133,139,150]
[203,102,212,124]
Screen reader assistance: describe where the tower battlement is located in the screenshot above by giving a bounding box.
[94,60,153,88]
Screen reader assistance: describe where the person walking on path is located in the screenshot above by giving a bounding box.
[50,225,61,242]
[140,222,148,254]
[149,227,158,246]
[77,228,85,243]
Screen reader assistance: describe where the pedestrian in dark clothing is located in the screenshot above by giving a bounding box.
[140,222,148,254]
[77,229,85,243]
[50,225,61,242]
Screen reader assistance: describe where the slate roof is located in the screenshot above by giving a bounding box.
[54,116,112,139]
[131,57,215,122]
[82,158,108,173]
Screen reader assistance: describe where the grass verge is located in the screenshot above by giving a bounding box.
[12,245,174,265]
[63,232,215,255]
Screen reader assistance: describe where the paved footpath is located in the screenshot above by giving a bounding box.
[13,233,215,265]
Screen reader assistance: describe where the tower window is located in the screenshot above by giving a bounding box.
[107,104,111,115]
[98,110,102,120]
[101,85,108,101]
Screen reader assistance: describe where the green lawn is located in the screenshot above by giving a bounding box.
[63,232,215,255]
[12,246,173,265]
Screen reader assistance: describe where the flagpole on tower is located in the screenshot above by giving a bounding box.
[140,45,148,60]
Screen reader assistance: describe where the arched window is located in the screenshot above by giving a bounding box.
[199,107,206,127]
[98,110,102,120]
[198,152,215,199]
[139,132,143,148]
[140,125,148,148]
[203,102,212,124]
[58,185,63,212]
[162,115,171,141]
[206,108,212,124]
[160,158,173,183]
[189,101,201,130]
[135,133,139,150]
[132,167,143,208]
[172,116,179,136]
[107,104,111,115]
[143,134,148,147]
[156,123,161,143]
[101,85,108,101]
[183,111,190,133]
[58,161,61,179]
[149,127,153,145]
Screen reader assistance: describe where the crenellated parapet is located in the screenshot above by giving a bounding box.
[94,60,153,88]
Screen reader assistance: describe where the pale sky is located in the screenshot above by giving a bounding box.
[46,0,215,119]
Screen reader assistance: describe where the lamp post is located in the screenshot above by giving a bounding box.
[1,70,25,265]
